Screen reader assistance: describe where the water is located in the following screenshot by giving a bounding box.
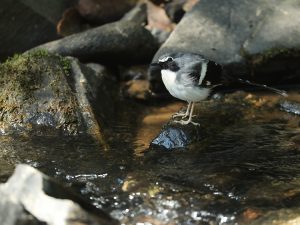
[0,92,299,224]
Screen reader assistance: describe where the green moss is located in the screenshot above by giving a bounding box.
[242,47,300,66]
[59,56,72,75]
[0,51,81,134]
[29,48,50,58]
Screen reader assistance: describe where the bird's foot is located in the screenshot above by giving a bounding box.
[173,119,200,126]
[172,112,188,119]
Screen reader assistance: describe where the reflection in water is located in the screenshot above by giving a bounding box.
[134,102,184,155]
[0,93,299,224]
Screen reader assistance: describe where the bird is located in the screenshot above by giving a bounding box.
[150,52,288,126]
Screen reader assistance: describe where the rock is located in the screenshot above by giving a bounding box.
[0,164,118,225]
[122,80,151,100]
[279,100,300,115]
[0,50,117,137]
[57,7,91,37]
[31,21,158,63]
[0,0,59,60]
[146,1,174,45]
[77,0,137,25]
[245,208,300,225]
[121,1,148,25]
[150,92,253,149]
[119,64,149,81]
[182,0,200,12]
[151,124,201,149]
[150,0,300,94]
[163,0,186,23]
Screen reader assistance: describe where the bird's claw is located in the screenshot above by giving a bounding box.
[173,119,200,126]
[172,113,187,119]
[172,113,196,119]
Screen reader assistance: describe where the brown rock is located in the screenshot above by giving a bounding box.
[57,7,90,36]
[77,0,137,25]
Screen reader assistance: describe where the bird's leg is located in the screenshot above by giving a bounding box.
[173,102,200,126]
[172,101,191,119]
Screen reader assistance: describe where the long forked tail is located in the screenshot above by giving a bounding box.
[238,79,288,97]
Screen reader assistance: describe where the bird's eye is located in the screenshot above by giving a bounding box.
[167,57,173,62]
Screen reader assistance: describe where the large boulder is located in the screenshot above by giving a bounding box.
[150,0,300,94]
[31,20,158,63]
[0,50,117,137]
[0,164,118,225]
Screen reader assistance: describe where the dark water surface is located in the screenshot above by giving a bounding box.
[0,93,299,225]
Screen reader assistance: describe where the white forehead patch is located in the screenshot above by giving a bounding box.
[158,56,173,62]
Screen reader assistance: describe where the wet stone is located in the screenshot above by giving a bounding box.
[0,164,118,225]
[151,124,201,149]
[0,51,117,137]
[279,100,300,115]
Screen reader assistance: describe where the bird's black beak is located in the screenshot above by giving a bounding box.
[150,62,160,67]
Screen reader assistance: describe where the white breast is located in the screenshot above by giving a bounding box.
[161,69,177,90]
[161,69,210,102]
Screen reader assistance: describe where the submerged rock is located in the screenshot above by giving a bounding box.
[279,100,300,116]
[31,20,158,63]
[151,124,200,149]
[0,50,116,137]
[150,0,300,94]
[0,164,118,225]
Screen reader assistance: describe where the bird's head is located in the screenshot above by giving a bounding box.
[151,54,180,71]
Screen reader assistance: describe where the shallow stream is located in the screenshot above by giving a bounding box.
[0,91,300,225]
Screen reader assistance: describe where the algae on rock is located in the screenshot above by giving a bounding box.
[0,50,105,136]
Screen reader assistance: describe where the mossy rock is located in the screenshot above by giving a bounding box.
[0,50,111,136]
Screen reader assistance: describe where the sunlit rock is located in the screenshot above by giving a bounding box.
[0,164,118,225]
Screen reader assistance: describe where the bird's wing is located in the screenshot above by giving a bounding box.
[176,71,200,87]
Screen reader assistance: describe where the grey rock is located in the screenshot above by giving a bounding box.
[150,0,300,94]
[151,125,200,149]
[121,2,147,25]
[150,28,172,46]
[31,21,158,63]
[0,164,118,225]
